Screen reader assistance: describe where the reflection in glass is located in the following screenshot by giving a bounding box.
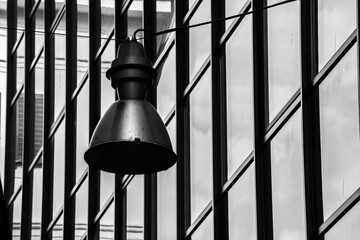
[325,201,360,240]
[100,41,115,116]
[34,1,44,57]
[128,0,143,42]
[156,0,174,57]
[127,175,144,240]
[157,46,176,120]
[99,202,114,239]
[157,119,176,240]
[16,38,25,90]
[54,16,66,121]
[76,82,89,182]
[100,0,114,43]
[31,158,42,240]
[17,0,25,40]
[12,190,22,240]
[14,90,25,191]
[0,1,6,185]
[75,179,88,240]
[228,165,256,240]
[318,0,356,69]
[271,111,305,240]
[100,171,114,208]
[267,0,300,122]
[52,123,65,214]
[320,46,360,220]
[34,53,44,158]
[77,0,89,84]
[49,214,63,240]
[55,0,65,18]
[225,0,247,29]
[226,16,253,178]
[191,212,214,240]
[190,70,212,222]
[189,0,210,79]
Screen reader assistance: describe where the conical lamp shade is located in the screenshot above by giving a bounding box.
[84,99,177,174]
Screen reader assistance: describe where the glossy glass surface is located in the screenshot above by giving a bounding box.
[100,41,115,117]
[156,0,174,57]
[0,0,6,185]
[225,0,247,29]
[31,158,42,240]
[190,70,212,222]
[189,0,210,79]
[50,214,63,240]
[157,45,176,120]
[128,0,143,42]
[16,38,25,90]
[228,164,256,240]
[157,119,176,240]
[34,1,44,57]
[75,179,88,240]
[271,111,305,240]
[34,53,44,159]
[55,0,65,18]
[14,89,24,191]
[191,212,214,240]
[17,0,25,40]
[325,201,360,240]
[12,190,22,240]
[226,16,253,178]
[54,16,66,121]
[127,175,144,240]
[77,0,89,84]
[52,122,65,214]
[267,0,300,122]
[100,171,114,208]
[320,46,360,220]
[75,82,89,182]
[99,202,114,239]
[318,0,356,69]
[100,0,114,46]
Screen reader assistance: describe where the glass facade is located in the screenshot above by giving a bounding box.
[1,0,360,240]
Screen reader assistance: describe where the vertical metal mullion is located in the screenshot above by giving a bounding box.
[176,1,190,239]
[300,1,324,239]
[88,0,101,239]
[41,0,55,238]
[210,0,228,239]
[0,177,11,239]
[253,1,273,240]
[143,0,157,240]
[20,0,36,238]
[63,0,77,239]
[114,1,127,239]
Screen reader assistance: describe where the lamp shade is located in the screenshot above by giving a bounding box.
[84,39,177,174]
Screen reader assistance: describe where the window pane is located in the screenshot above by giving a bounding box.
[77,0,89,85]
[156,0,174,57]
[320,46,360,219]
[189,0,210,79]
[267,0,300,122]
[191,212,214,240]
[99,202,114,239]
[127,175,144,240]
[76,82,89,182]
[100,0,114,45]
[318,0,356,69]
[55,0,65,18]
[157,46,176,120]
[0,0,6,184]
[34,1,44,57]
[34,53,44,159]
[190,70,212,222]
[100,171,114,208]
[226,16,253,178]
[52,122,65,214]
[271,111,306,240]
[128,0,143,42]
[12,190,22,240]
[54,16,66,121]
[14,91,25,191]
[157,119,176,240]
[49,214,63,240]
[16,38,25,90]
[325,202,360,240]
[31,158,42,240]
[17,0,25,40]
[75,179,88,240]
[100,41,115,116]
[225,0,247,29]
[228,165,256,240]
